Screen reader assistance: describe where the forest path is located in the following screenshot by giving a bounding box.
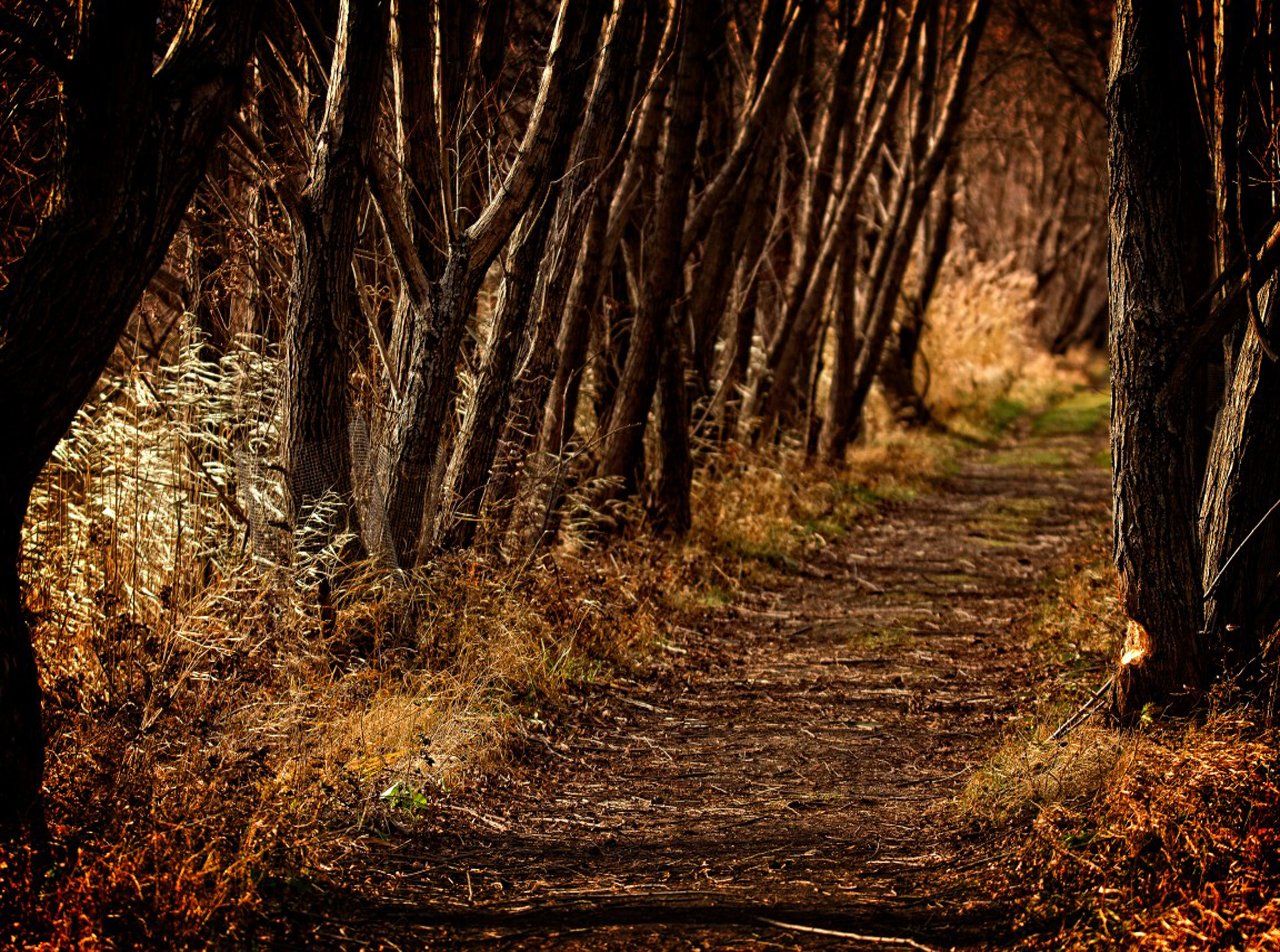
[292,413,1111,950]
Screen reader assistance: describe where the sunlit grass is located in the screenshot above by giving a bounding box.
[1032,389,1110,436]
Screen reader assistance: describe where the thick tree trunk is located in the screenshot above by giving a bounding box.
[283,0,388,548]
[0,0,259,836]
[1107,0,1215,717]
[1199,286,1280,671]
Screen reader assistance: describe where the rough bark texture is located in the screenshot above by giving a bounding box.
[1107,0,1215,716]
[1199,287,1280,669]
[436,191,559,552]
[540,1,674,462]
[0,0,260,836]
[283,0,388,545]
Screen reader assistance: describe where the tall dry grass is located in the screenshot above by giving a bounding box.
[11,323,680,946]
[906,251,1096,435]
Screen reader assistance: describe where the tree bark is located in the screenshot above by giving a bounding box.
[1199,286,1280,671]
[818,241,862,463]
[283,0,388,548]
[595,0,712,525]
[539,1,675,462]
[749,1,925,435]
[380,0,605,567]
[479,0,650,546]
[1107,0,1215,717]
[434,191,560,552]
[0,0,259,837]
[830,0,989,451]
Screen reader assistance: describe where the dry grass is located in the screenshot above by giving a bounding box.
[1004,716,1280,949]
[961,725,1131,826]
[4,332,684,948]
[12,545,680,948]
[3,263,1101,945]
[689,428,956,575]
[909,253,1096,435]
[961,544,1280,948]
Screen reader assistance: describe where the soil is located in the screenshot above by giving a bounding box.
[276,423,1111,950]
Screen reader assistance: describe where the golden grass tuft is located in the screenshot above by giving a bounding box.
[689,428,955,576]
[960,725,1131,825]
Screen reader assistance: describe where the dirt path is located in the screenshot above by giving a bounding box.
[286,422,1111,949]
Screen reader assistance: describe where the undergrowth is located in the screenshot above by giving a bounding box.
[3,328,1005,948]
[961,539,1280,948]
[2,270,1102,946]
[690,430,956,577]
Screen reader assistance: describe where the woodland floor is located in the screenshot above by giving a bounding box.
[273,417,1111,950]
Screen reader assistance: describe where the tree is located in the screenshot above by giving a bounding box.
[0,0,260,837]
[593,0,715,531]
[1106,0,1214,717]
[377,0,607,567]
[282,0,389,551]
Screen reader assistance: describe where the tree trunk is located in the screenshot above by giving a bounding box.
[1107,0,1215,717]
[0,0,259,836]
[283,0,388,549]
[709,156,776,441]
[540,1,675,462]
[832,0,989,448]
[818,243,861,463]
[749,1,926,435]
[435,192,559,552]
[596,0,712,522]
[479,0,649,547]
[878,165,956,428]
[1199,287,1280,673]
[381,0,605,567]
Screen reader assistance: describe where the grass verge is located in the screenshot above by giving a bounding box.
[959,539,1280,948]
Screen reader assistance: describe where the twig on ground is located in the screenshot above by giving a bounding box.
[1048,676,1114,741]
[757,917,937,949]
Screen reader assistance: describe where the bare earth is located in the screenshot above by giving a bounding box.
[279,424,1110,949]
